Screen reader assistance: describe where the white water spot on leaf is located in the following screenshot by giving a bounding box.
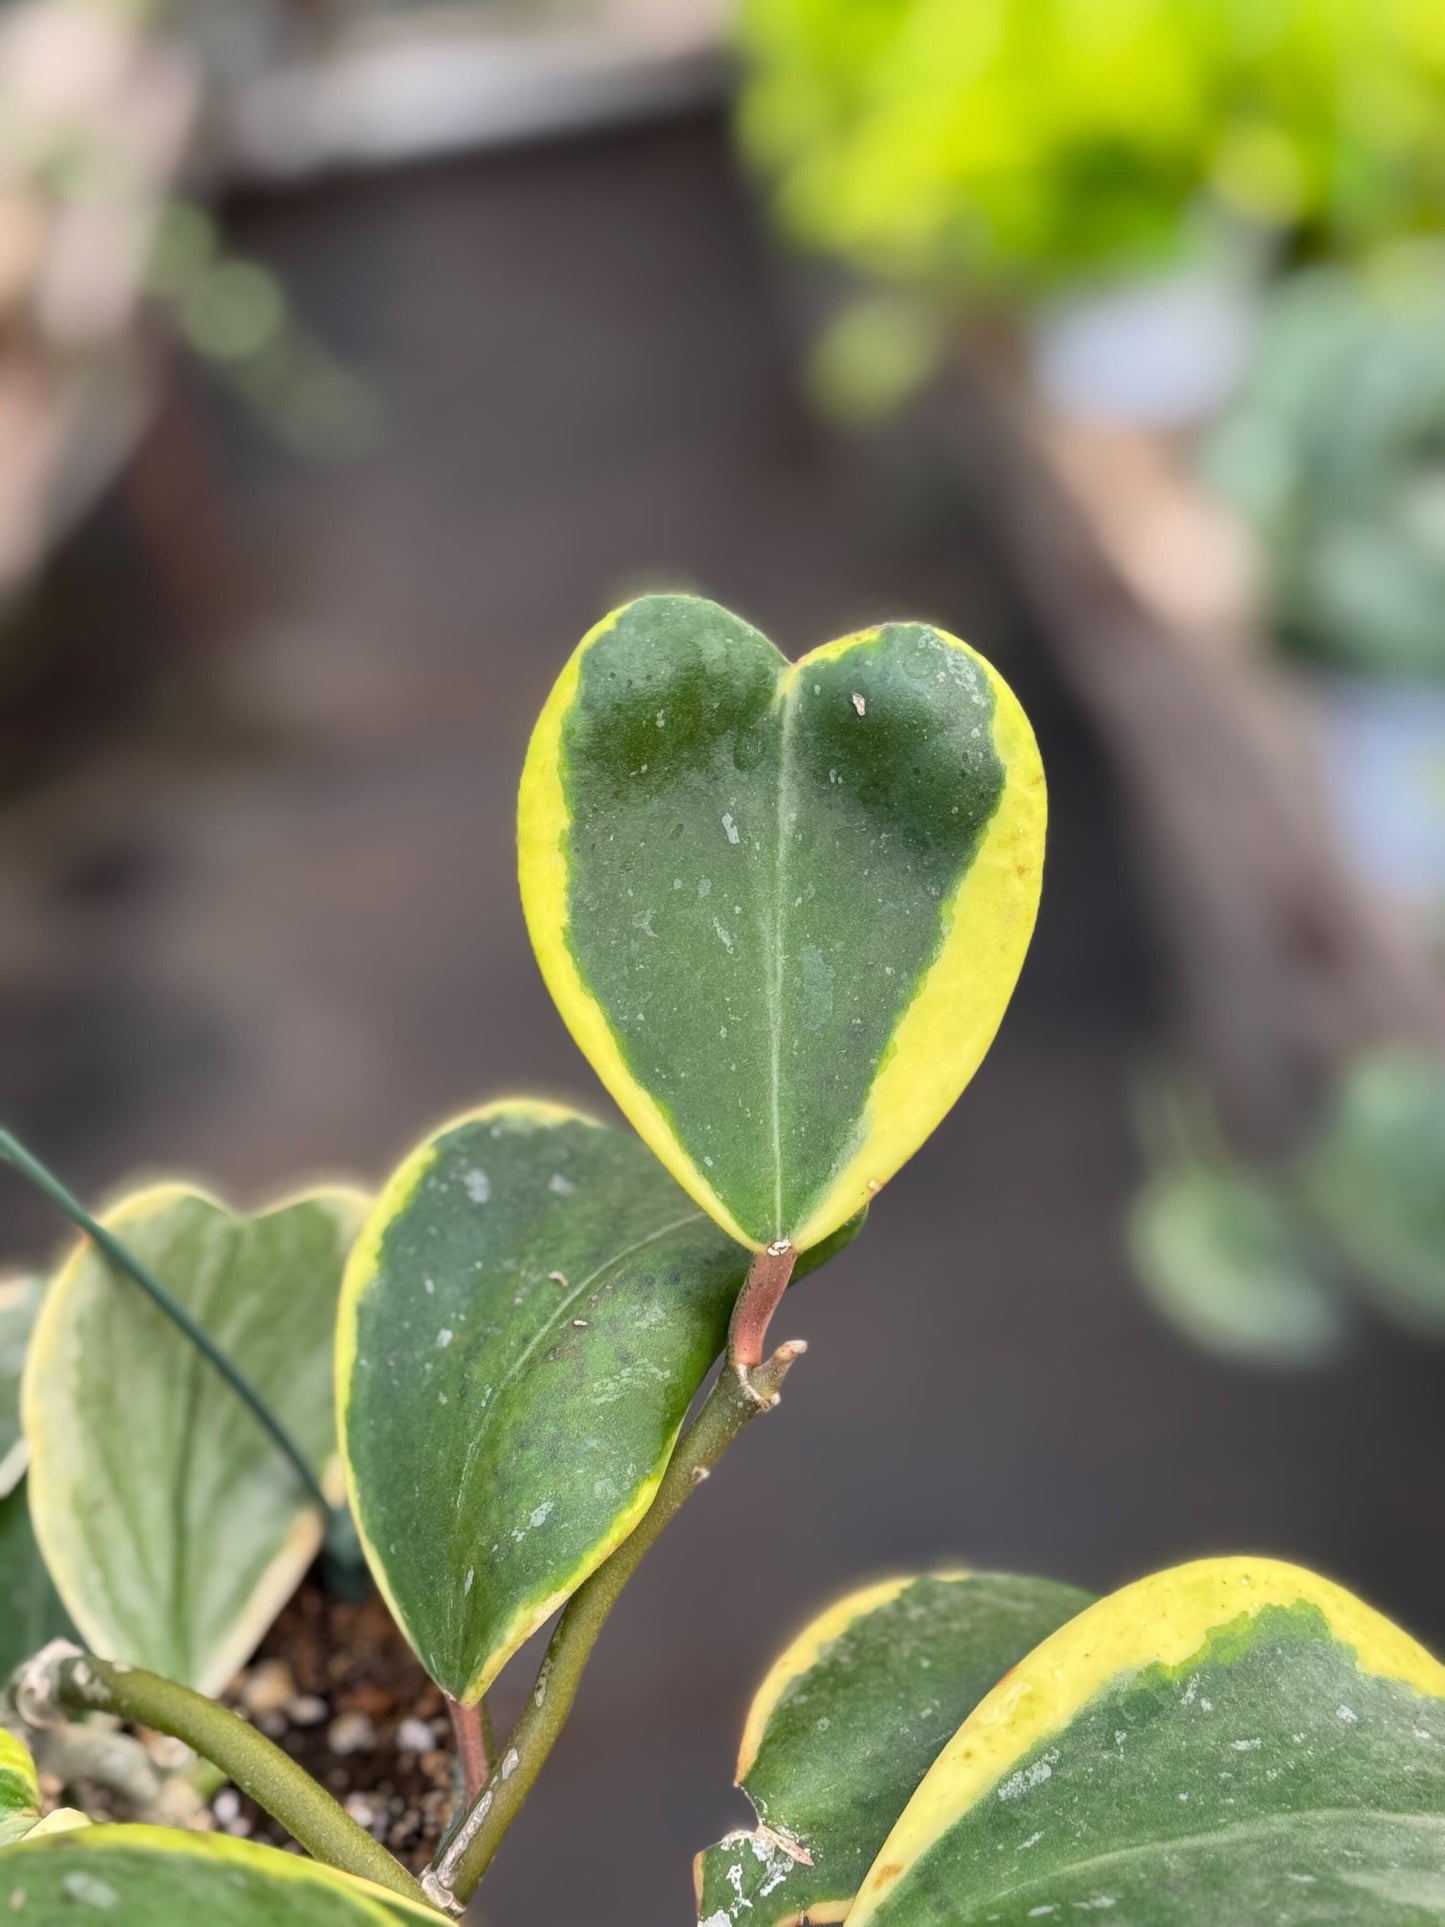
[1232,1738,1262,1751]
[464,1567,474,1594]
[436,1328,454,1349]
[998,1751,1057,1801]
[1337,1705,1358,1724]
[424,1277,435,1295]
[701,1914,731,1927]
[548,1173,576,1196]
[698,877,712,898]
[713,919,736,954]
[530,1501,555,1529]
[464,1169,491,1204]
[851,691,866,715]
[59,1874,116,1909]
[1020,1831,1043,1850]
[722,813,740,845]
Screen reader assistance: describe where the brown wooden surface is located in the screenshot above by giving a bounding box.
[934,338,1445,1154]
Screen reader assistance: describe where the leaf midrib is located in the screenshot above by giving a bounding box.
[450,1208,711,1533]
[765,678,798,1241]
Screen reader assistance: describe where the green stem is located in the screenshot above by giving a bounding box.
[37,1650,427,1907]
[0,1129,331,1518]
[425,1339,806,1911]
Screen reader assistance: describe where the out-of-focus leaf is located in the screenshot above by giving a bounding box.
[850,1557,1445,1927]
[0,1274,41,1499]
[0,1728,39,1845]
[1307,1048,1445,1336]
[25,1184,367,1695]
[0,1826,439,1923]
[1128,1165,1350,1367]
[695,1571,1092,1927]
[0,1480,75,1679]
[519,594,1044,1252]
[339,1100,859,1705]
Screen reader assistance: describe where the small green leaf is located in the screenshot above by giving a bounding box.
[1129,1166,1350,1368]
[338,1100,858,1704]
[0,1728,39,1845]
[24,1183,367,1695]
[519,595,1045,1252]
[0,1480,75,1678]
[1307,1047,1445,1336]
[0,1826,439,1922]
[0,1275,41,1500]
[849,1557,1445,1927]
[696,1571,1092,1927]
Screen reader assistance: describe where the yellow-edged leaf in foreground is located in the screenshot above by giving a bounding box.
[851,1556,1445,1927]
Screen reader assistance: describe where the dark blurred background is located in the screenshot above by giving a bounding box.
[2,2,1444,1920]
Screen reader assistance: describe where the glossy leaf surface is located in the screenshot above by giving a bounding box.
[519,595,1045,1251]
[1129,1166,1350,1367]
[339,1101,856,1703]
[0,1827,438,1923]
[25,1184,366,1695]
[0,1730,39,1845]
[1308,1048,1445,1335]
[850,1557,1445,1927]
[0,1480,75,1678]
[696,1571,1092,1927]
[0,1275,41,1499]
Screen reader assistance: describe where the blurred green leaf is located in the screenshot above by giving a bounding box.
[0,1480,74,1682]
[737,0,1445,294]
[805,295,944,427]
[0,1274,41,1499]
[1129,1165,1350,1367]
[1201,252,1445,678]
[0,1728,39,1846]
[25,1185,366,1695]
[1307,1047,1445,1336]
[0,1827,439,1923]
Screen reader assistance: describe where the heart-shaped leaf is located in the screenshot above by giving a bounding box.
[1307,1048,1445,1336]
[1129,1166,1351,1367]
[519,596,1045,1251]
[849,1557,1445,1927]
[0,1826,439,1923]
[696,1570,1092,1927]
[0,1275,41,1499]
[24,1183,367,1696]
[0,1481,76,1678]
[338,1101,857,1704]
[0,1729,39,1845]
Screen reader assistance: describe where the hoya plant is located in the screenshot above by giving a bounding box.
[0,595,1442,1924]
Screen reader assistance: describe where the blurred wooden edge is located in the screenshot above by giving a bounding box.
[215,1,730,187]
[936,325,1445,1153]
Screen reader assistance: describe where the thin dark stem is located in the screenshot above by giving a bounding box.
[0,1129,331,1518]
[728,1241,797,1369]
[20,1647,425,1906]
[446,1693,489,1805]
[424,1338,806,1912]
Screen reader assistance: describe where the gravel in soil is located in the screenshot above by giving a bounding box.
[215,1580,459,1872]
